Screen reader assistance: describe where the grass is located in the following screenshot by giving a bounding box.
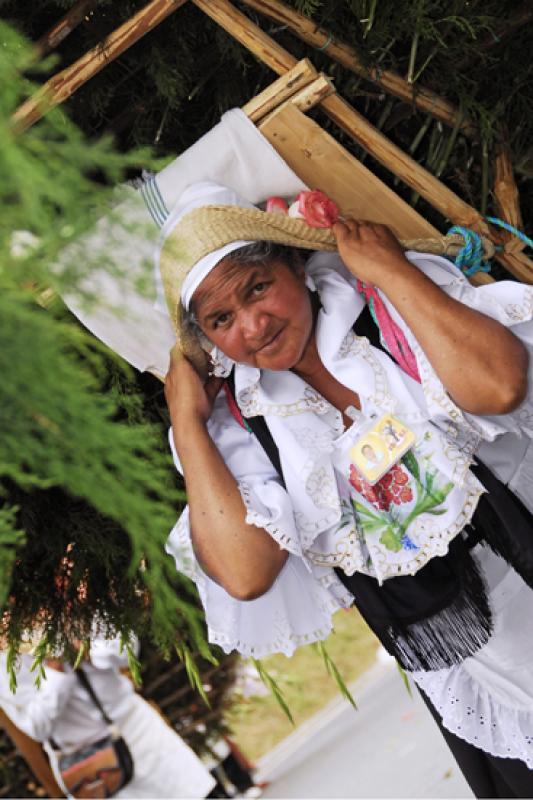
[224,608,380,762]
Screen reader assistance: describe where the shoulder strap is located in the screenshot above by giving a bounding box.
[75,668,113,726]
[226,370,285,486]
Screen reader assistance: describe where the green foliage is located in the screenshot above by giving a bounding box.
[312,641,357,709]
[0,22,208,660]
[251,657,295,724]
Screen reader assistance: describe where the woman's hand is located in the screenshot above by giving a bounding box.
[332,221,528,414]
[333,219,408,286]
[164,347,224,436]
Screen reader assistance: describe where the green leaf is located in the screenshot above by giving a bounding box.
[396,660,412,697]
[73,640,90,671]
[379,527,403,552]
[313,642,357,709]
[175,641,211,708]
[251,658,294,724]
[401,450,420,483]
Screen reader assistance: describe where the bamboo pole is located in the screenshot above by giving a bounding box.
[242,58,317,122]
[13,0,188,132]
[493,143,525,254]
[320,93,489,233]
[192,0,489,234]
[238,0,476,138]
[194,0,533,281]
[34,0,99,60]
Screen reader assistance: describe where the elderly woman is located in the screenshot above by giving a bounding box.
[161,182,533,798]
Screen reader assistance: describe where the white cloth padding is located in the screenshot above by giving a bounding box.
[62,109,306,377]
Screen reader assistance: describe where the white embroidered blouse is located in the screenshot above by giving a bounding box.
[166,250,533,765]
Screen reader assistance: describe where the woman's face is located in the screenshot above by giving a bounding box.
[192,257,314,371]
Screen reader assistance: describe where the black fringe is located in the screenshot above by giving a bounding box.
[384,552,493,671]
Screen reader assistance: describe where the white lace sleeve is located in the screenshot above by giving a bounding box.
[166,391,352,656]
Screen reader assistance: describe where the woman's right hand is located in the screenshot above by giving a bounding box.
[164,346,224,435]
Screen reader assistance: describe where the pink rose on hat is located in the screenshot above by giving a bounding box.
[289,190,339,228]
[265,190,339,228]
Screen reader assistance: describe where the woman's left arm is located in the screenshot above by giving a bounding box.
[334,219,529,415]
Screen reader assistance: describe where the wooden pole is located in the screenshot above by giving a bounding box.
[249,74,335,124]
[0,709,64,798]
[493,143,525,254]
[12,0,188,131]
[238,0,476,138]
[242,58,318,122]
[34,0,99,60]
[194,0,533,281]
[192,0,488,234]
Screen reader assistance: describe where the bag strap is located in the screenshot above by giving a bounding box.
[226,369,286,486]
[75,668,113,727]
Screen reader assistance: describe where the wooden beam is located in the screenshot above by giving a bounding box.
[493,142,524,254]
[254,74,335,124]
[320,93,490,234]
[259,102,438,240]
[193,0,490,235]
[13,0,188,131]
[34,0,99,60]
[242,58,317,122]
[283,74,335,115]
[239,0,476,137]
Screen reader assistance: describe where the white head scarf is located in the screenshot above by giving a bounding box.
[154,181,255,313]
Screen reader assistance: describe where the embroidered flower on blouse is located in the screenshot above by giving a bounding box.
[348,463,413,512]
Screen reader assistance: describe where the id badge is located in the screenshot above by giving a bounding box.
[349,413,416,485]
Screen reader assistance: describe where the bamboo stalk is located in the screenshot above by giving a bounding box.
[195,0,533,282]
[34,0,99,59]
[194,0,489,234]
[242,58,317,122]
[238,0,476,137]
[324,95,491,232]
[13,0,188,131]
[493,142,525,254]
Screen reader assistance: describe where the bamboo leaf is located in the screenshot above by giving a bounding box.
[72,639,89,670]
[314,642,358,709]
[396,660,413,698]
[251,658,294,725]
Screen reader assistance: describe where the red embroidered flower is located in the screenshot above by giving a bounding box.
[288,190,339,228]
[349,463,413,512]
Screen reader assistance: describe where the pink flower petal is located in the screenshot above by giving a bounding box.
[266,196,289,215]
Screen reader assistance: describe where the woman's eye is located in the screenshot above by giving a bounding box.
[214,313,230,328]
[252,282,267,294]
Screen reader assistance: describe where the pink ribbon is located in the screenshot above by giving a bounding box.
[357,281,421,383]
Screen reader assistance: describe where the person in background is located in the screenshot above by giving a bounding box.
[0,635,216,799]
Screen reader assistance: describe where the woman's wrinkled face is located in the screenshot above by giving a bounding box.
[192,257,313,371]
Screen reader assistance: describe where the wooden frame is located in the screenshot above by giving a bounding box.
[11,0,532,285]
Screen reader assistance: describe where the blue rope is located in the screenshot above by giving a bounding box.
[446,217,532,277]
[486,217,533,250]
[446,225,492,276]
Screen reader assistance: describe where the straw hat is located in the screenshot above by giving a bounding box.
[159,198,495,377]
